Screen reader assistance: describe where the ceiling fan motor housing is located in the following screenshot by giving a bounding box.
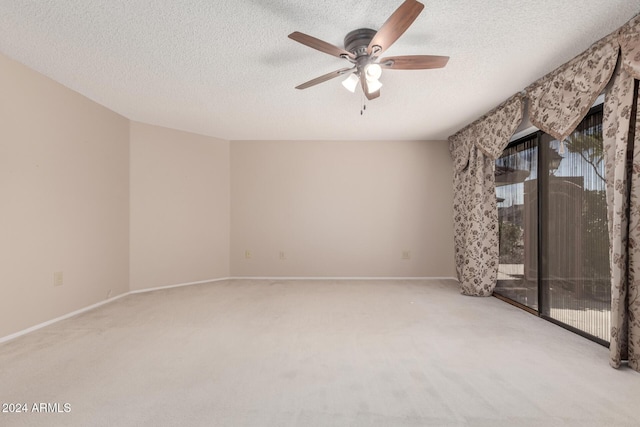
[344,28,377,57]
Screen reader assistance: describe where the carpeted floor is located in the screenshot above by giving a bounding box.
[0,279,638,427]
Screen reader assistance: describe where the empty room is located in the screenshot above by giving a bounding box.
[2,1,640,426]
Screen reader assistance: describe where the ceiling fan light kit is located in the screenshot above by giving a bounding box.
[363,62,383,94]
[364,63,383,81]
[288,0,449,101]
[342,73,360,93]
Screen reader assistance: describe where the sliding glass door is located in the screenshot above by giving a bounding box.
[539,109,610,342]
[495,106,611,344]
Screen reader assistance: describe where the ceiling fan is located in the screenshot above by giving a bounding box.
[288,0,449,101]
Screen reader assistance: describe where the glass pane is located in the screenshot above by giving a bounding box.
[540,109,611,342]
[495,137,538,310]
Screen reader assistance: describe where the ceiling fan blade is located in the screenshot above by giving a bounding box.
[367,0,424,56]
[295,67,355,90]
[289,31,355,59]
[360,73,381,100]
[380,55,449,70]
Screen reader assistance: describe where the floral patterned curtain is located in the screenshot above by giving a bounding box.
[620,15,640,80]
[448,12,640,371]
[603,15,640,373]
[527,34,619,142]
[449,95,524,296]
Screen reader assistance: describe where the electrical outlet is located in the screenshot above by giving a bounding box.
[245,250,252,259]
[53,271,64,286]
[279,251,286,260]
[402,251,411,260]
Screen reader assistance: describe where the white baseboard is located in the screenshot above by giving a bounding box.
[0,276,457,344]
[229,276,458,281]
[0,277,229,344]
[0,292,129,344]
[129,277,231,294]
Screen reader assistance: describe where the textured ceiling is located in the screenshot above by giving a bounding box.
[1,1,639,141]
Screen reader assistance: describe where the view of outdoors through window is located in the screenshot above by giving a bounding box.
[495,107,611,343]
[495,137,538,310]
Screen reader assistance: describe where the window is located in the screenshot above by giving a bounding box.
[495,105,611,344]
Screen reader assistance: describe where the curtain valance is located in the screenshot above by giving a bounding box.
[620,14,640,79]
[449,94,525,164]
[526,34,619,142]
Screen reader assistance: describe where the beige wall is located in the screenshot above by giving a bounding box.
[230,140,455,278]
[129,122,230,290]
[0,53,130,338]
[1,52,456,338]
